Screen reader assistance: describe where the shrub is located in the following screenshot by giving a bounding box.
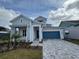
[0,33,10,41]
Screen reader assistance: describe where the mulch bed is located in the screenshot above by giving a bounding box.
[0,42,42,53]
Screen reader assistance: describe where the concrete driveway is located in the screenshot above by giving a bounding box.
[43,39,79,59]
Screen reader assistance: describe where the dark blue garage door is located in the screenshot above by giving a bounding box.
[43,31,60,39]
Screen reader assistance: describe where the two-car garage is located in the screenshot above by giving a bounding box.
[42,27,64,39]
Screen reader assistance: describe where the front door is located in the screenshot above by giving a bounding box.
[34,27,39,40]
[36,30,39,39]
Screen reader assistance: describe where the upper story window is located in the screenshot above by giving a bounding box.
[21,19,22,23]
[38,20,43,22]
[20,18,23,23]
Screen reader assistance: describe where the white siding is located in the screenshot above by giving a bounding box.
[11,16,30,27]
[65,27,79,39]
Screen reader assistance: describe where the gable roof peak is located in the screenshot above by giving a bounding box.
[10,14,32,22]
[35,16,47,19]
[34,16,47,21]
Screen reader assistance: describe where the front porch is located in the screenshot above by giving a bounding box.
[10,24,43,43]
[10,26,29,42]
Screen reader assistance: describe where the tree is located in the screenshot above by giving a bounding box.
[11,33,21,48]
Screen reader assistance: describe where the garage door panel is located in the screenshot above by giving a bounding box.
[43,31,60,39]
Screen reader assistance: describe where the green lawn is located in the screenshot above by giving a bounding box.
[0,49,42,59]
[66,39,79,45]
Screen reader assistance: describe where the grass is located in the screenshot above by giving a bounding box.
[0,48,42,59]
[65,39,79,45]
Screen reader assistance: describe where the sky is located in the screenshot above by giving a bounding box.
[0,0,79,28]
[48,0,79,26]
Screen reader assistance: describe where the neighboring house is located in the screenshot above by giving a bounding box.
[60,20,79,39]
[0,26,9,38]
[10,15,64,42]
[0,26,9,31]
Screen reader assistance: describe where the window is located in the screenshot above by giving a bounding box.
[21,19,22,23]
[39,20,43,22]
[38,20,43,22]
[65,30,69,34]
[23,29,26,36]
[20,18,23,23]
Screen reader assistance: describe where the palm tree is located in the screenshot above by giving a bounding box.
[11,33,21,48]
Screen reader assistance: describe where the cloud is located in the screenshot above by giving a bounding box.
[64,0,79,10]
[0,7,19,28]
[0,0,65,12]
[48,0,79,26]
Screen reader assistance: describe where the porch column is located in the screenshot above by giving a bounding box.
[26,25,30,42]
[10,27,16,36]
[39,25,42,42]
[31,26,33,42]
[60,29,64,39]
[26,27,27,41]
[29,22,33,42]
[10,27,16,41]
